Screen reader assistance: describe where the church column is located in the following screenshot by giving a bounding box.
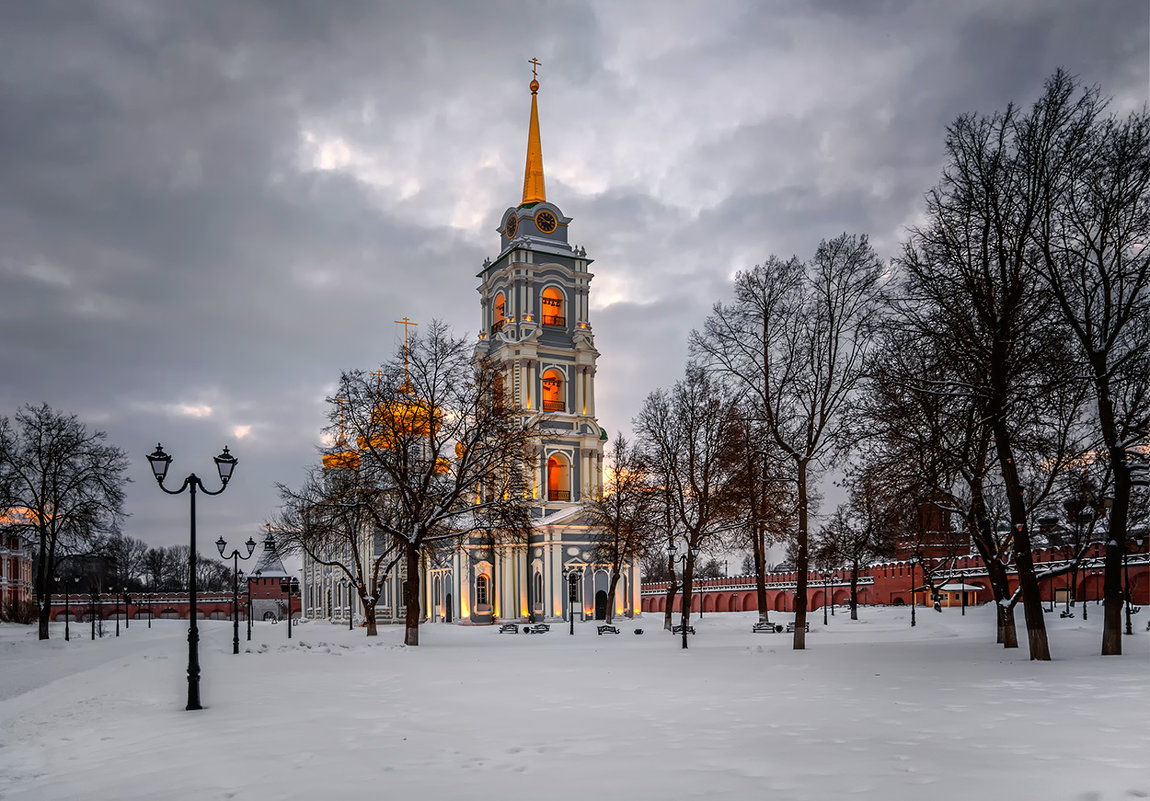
[574,366,584,416]
[519,359,528,409]
[587,368,597,417]
[525,360,533,411]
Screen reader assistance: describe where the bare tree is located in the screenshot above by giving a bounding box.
[274,461,400,636]
[693,234,883,649]
[587,434,656,623]
[634,365,745,649]
[0,404,129,639]
[898,73,1103,659]
[1032,73,1150,655]
[279,321,541,646]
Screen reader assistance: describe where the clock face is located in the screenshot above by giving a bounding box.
[505,215,518,239]
[535,210,557,234]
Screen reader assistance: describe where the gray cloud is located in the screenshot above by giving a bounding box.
[0,0,1144,549]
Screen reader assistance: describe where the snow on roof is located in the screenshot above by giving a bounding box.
[940,582,984,591]
[251,544,291,578]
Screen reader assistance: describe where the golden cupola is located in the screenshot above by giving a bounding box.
[322,397,361,471]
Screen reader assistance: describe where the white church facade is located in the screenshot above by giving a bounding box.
[300,70,641,626]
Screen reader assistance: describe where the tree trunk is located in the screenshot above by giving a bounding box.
[605,568,621,625]
[849,558,859,620]
[664,554,678,632]
[36,534,53,640]
[364,599,378,636]
[403,544,420,646]
[793,462,809,649]
[754,522,769,622]
[997,602,1019,648]
[992,416,1050,660]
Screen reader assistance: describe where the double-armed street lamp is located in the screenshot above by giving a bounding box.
[146,442,237,712]
[669,540,700,650]
[217,535,256,655]
[562,565,584,635]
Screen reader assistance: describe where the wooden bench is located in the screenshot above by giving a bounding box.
[752,621,783,633]
[672,624,696,635]
[784,621,810,634]
[498,623,518,634]
[597,624,620,635]
[522,623,550,634]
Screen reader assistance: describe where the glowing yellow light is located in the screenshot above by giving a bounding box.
[461,589,471,619]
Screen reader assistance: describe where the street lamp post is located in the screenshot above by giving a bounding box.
[216,535,256,655]
[64,576,80,641]
[831,571,836,617]
[668,541,700,650]
[89,583,98,641]
[115,588,121,637]
[823,572,829,626]
[910,561,917,628]
[1126,537,1144,636]
[146,442,238,712]
[148,595,153,628]
[341,579,354,631]
[249,570,260,641]
[562,566,584,635]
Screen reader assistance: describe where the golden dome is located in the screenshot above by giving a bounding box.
[322,437,361,471]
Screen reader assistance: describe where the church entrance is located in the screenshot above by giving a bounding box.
[445,593,453,623]
[594,590,608,620]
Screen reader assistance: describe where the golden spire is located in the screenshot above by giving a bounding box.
[521,58,546,205]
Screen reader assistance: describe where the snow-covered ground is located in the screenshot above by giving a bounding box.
[1,605,1146,801]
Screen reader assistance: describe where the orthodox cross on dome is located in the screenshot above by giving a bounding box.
[528,57,541,81]
[394,317,419,389]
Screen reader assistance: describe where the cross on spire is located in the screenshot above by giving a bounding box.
[394,317,419,389]
[528,57,541,80]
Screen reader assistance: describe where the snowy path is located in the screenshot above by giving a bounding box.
[0,607,1146,801]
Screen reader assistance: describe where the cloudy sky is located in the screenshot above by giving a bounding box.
[1,1,1146,554]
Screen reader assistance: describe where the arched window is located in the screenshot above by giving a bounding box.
[492,293,506,334]
[476,574,490,606]
[541,369,564,412]
[541,287,565,327]
[547,455,570,501]
[534,572,543,609]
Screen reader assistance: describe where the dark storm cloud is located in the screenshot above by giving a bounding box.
[0,0,1144,548]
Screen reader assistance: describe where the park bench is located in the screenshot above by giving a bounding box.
[672,624,696,635]
[784,621,809,634]
[597,624,620,635]
[522,623,550,634]
[752,621,783,633]
[498,623,518,634]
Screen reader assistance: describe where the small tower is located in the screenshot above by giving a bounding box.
[475,66,605,516]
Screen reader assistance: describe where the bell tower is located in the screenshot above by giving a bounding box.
[475,66,605,516]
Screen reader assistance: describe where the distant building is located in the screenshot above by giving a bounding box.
[1,510,35,612]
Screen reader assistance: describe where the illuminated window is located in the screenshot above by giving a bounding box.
[547,455,570,501]
[491,293,506,335]
[541,287,565,327]
[541,369,564,412]
[476,574,489,606]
